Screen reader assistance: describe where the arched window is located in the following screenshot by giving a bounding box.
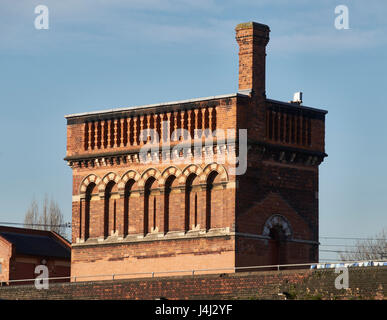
[205,171,219,231]
[144,177,157,236]
[104,181,117,238]
[84,182,96,240]
[164,175,176,234]
[194,194,198,227]
[123,179,136,237]
[185,173,198,232]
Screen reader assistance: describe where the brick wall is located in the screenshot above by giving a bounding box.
[0,267,385,300]
[66,95,239,280]
[63,21,327,281]
[71,236,235,281]
[0,237,11,282]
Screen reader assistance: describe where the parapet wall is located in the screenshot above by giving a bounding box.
[0,267,385,300]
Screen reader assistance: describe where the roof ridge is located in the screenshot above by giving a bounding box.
[64,92,247,119]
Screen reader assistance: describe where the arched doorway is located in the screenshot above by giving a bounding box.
[263,215,292,266]
[269,225,287,265]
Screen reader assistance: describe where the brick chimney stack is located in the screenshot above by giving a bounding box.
[236,22,270,98]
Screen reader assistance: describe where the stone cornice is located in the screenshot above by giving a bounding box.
[65,139,237,169]
[249,140,327,166]
[266,99,328,117]
[73,228,233,248]
[72,229,319,249]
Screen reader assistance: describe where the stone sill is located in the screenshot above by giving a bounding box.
[73,227,232,247]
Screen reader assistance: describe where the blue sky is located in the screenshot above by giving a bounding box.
[0,0,386,260]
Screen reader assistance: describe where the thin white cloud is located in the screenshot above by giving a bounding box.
[269,29,387,54]
[0,0,386,55]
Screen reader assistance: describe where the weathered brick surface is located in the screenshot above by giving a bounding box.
[71,236,235,281]
[0,236,11,283]
[0,268,385,300]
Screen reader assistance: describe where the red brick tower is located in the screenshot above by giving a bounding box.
[65,21,327,281]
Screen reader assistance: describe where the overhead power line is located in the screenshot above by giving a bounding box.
[320,249,387,254]
[0,222,71,228]
[320,244,366,248]
[320,236,386,241]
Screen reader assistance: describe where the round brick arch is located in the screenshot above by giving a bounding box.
[121,170,141,185]
[79,174,102,195]
[160,166,183,187]
[100,172,121,192]
[120,170,141,192]
[138,168,161,187]
[262,214,293,239]
[202,163,228,183]
[181,164,203,184]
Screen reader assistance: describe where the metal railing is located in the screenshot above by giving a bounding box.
[1,260,386,287]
